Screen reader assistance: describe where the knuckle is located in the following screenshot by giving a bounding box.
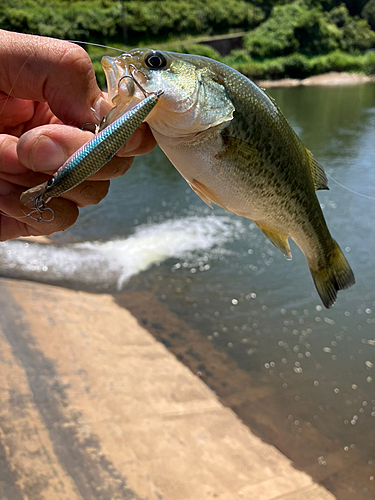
[58,43,93,77]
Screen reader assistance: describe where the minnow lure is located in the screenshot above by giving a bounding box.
[20,91,161,219]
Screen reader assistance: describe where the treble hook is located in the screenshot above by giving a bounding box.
[128,64,149,82]
[99,64,164,132]
[27,194,55,222]
[81,122,97,133]
[34,194,46,213]
[28,207,55,223]
[119,64,154,98]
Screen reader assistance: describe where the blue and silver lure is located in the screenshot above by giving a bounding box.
[20,90,161,220]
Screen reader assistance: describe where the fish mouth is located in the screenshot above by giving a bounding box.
[101,51,207,133]
[101,55,131,103]
[102,53,154,104]
[102,51,199,113]
[101,52,158,128]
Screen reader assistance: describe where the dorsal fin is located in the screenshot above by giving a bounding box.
[305,148,329,191]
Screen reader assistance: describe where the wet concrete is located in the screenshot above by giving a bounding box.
[0,278,335,499]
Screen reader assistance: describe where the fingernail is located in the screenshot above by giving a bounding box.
[0,179,13,196]
[92,94,112,122]
[30,135,67,172]
[123,129,143,154]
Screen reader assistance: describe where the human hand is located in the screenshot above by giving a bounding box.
[0,30,156,241]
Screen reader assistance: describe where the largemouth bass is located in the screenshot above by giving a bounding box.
[101,49,355,308]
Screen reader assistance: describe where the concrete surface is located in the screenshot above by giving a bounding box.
[0,278,335,500]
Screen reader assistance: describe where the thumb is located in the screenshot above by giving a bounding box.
[0,30,110,127]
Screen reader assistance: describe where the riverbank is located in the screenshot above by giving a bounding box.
[0,277,335,500]
[256,71,375,88]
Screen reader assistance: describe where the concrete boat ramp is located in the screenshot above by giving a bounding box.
[0,278,334,499]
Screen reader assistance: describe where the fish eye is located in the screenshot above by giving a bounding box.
[144,51,167,70]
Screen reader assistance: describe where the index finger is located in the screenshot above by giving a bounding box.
[0,30,111,127]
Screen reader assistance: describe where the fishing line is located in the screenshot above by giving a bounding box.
[67,40,125,52]
[0,208,32,220]
[0,54,32,117]
[1,39,123,120]
[326,172,375,201]
[0,207,54,223]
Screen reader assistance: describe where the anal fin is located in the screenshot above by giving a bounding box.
[256,223,292,261]
[189,178,222,209]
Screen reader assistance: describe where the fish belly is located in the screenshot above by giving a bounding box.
[151,127,264,220]
[151,127,309,239]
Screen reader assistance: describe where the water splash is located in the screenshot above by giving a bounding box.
[0,215,243,290]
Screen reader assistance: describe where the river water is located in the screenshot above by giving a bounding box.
[1,83,375,498]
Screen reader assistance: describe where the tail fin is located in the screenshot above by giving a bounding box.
[310,240,355,309]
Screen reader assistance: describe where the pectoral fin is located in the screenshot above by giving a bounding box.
[189,178,223,209]
[256,223,292,260]
[305,148,328,191]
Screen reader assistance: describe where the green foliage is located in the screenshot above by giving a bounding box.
[2,0,375,85]
[92,58,106,90]
[328,4,375,52]
[252,0,367,16]
[164,42,221,59]
[225,50,375,80]
[0,1,120,41]
[243,2,339,58]
[244,1,375,59]
[362,0,375,31]
[0,0,264,44]
[364,49,375,73]
[334,0,368,16]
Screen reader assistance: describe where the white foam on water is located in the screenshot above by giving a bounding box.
[0,215,244,289]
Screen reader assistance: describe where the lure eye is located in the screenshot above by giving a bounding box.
[144,51,167,70]
[47,178,54,188]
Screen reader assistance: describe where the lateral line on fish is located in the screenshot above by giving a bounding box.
[326,172,375,201]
